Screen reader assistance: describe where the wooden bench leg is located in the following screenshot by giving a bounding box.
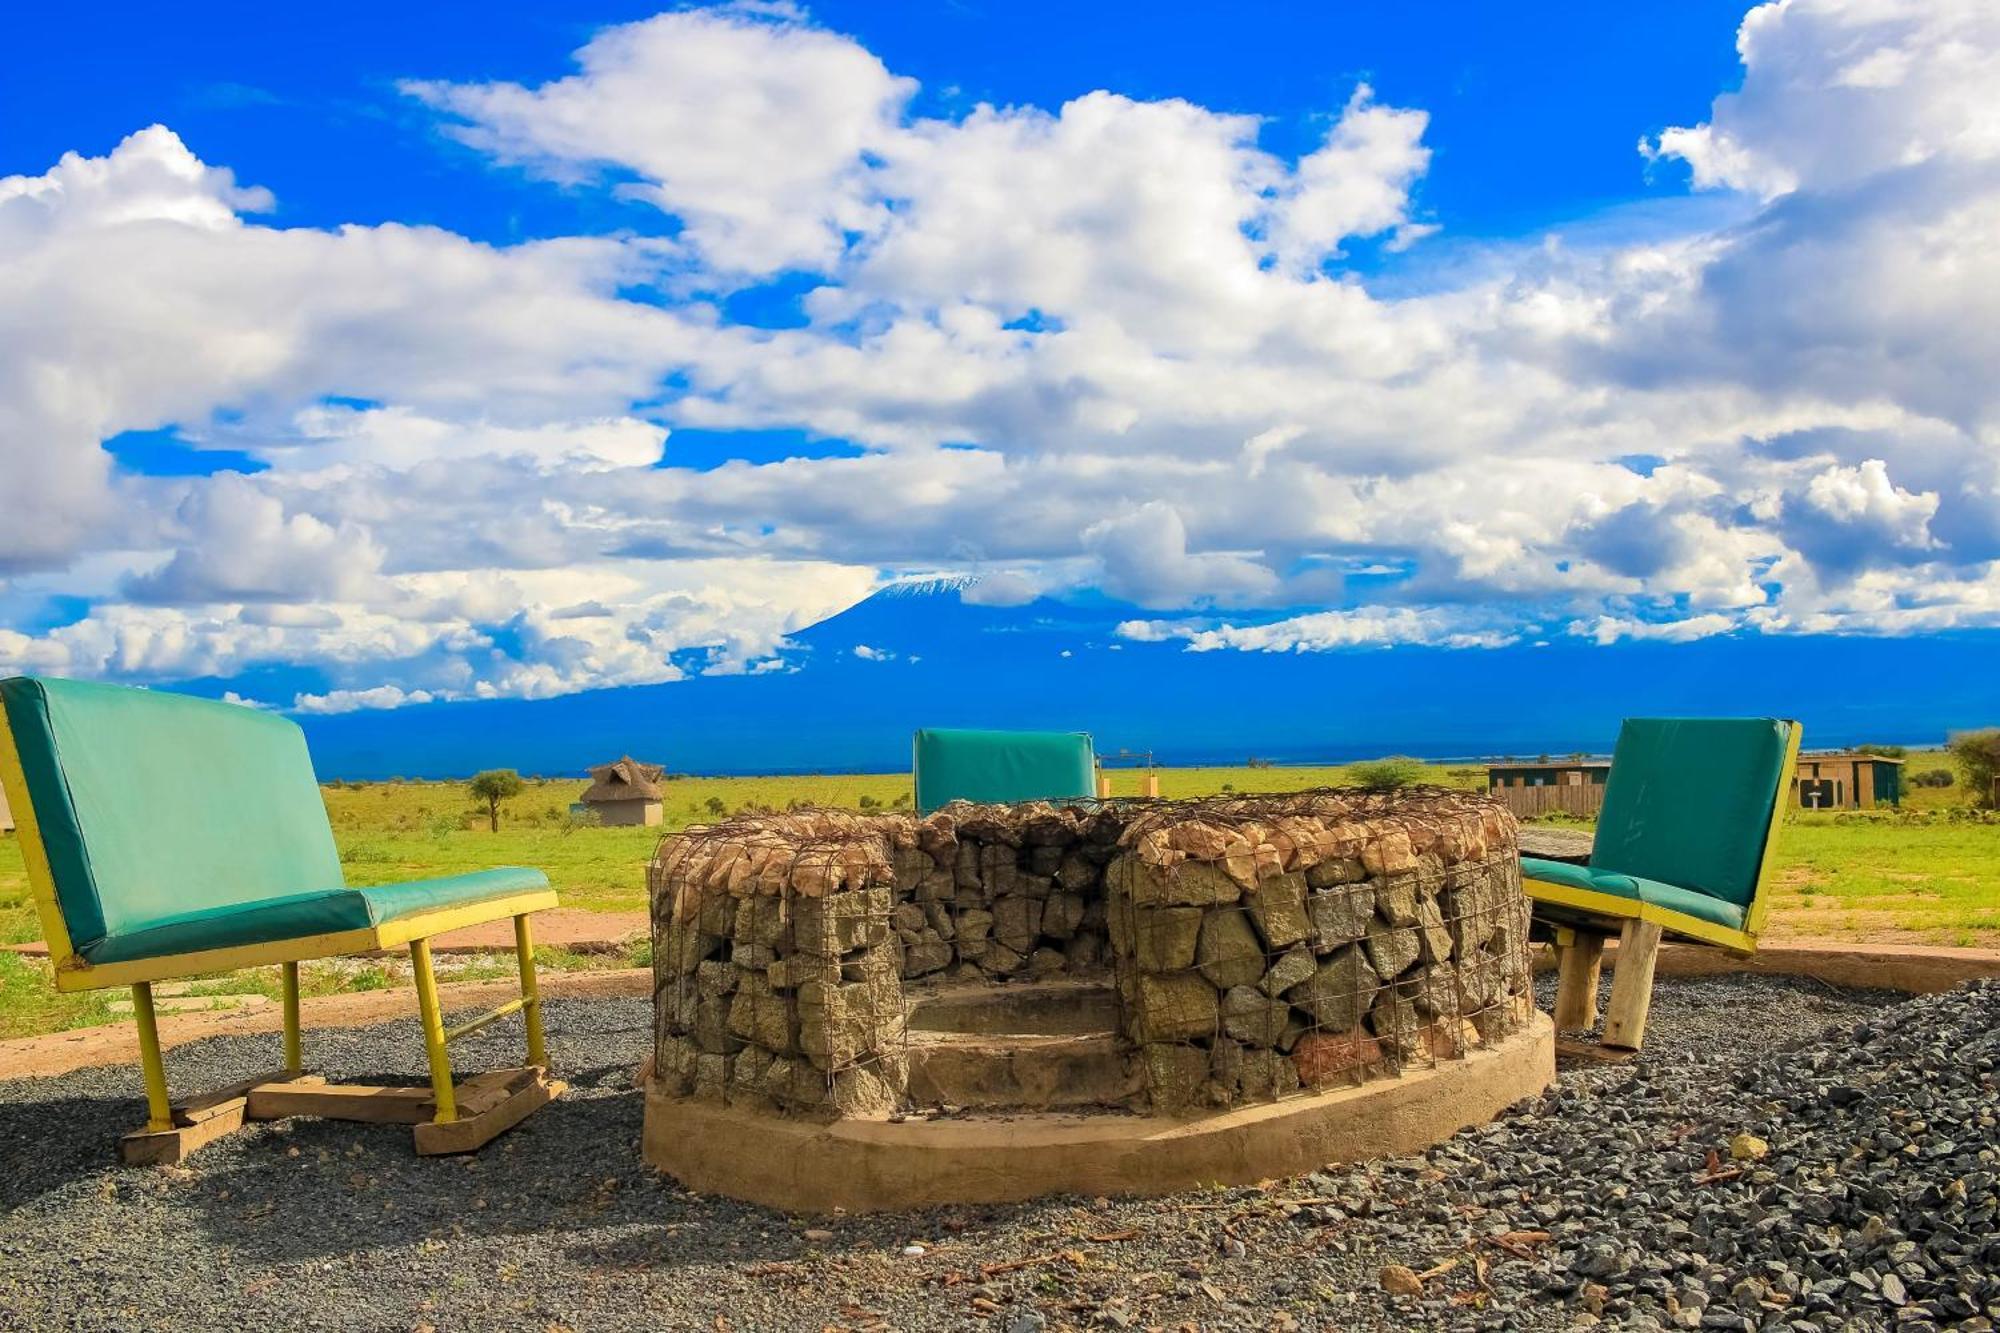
[1552,928,1606,1031]
[1601,919,1665,1050]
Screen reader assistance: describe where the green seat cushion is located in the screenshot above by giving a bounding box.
[1520,717,1791,939]
[1521,856,1746,931]
[354,868,551,925]
[914,727,1095,814]
[1590,717,1789,911]
[84,867,549,964]
[2,677,344,953]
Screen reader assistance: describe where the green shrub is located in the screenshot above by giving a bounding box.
[1347,756,1428,791]
[1947,729,2000,808]
[1910,768,1955,789]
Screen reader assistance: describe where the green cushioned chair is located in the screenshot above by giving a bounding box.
[913,727,1097,814]
[0,676,562,1161]
[1522,716,1801,1051]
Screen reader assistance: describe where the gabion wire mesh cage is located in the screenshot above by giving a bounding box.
[648,789,1534,1119]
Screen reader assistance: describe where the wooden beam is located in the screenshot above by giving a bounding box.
[247,1082,438,1125]
[414,1070,564,1156]
[175,1070,321,1126]
[1601,918,1665,1050]
[1552,931,1606,1031]
[121,1106,247,1166]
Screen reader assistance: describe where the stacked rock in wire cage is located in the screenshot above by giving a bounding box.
[649,786,1536,1119]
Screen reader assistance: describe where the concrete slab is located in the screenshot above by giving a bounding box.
[643,1014,1556,1212]
[1539,938,2000,994]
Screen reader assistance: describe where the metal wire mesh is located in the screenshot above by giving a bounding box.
[649,791,1531,1118]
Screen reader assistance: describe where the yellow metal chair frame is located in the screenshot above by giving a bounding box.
[0,710,562,1162]
[1524,721,1801,1052]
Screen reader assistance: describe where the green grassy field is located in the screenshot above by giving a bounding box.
[2,754,1993,1038]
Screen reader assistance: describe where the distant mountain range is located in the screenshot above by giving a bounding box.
[296,579,2000,779]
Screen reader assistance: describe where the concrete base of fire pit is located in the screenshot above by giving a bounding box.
[642,1009,1553,1213]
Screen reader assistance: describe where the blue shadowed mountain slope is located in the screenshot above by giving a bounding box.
[291,580,2000,779]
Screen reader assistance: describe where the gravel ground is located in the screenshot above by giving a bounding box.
[3,972,1990,1333]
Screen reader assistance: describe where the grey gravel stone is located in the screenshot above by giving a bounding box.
[3,973,1981,1332]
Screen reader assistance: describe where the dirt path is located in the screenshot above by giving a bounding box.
[0,968,649,1081]
[5,907,649,960]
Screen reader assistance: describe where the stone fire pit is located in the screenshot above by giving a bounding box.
[644,789,1555,1210]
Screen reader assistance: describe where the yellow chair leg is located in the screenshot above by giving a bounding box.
[514,914,547,1069]
[281,961,303,1073]
[409,939,456,1123]
[131,983,173,1133]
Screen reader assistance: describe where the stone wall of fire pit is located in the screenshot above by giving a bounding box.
[649,789,1533,1119]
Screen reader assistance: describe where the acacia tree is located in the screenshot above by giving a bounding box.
[468,769,525,832]
[1947,730,2000,809]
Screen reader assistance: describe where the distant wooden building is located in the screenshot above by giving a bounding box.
[1486,760,1610,818]
[1793,753,1903,810]
[580,757,666,826]
[1487,760,1610,791]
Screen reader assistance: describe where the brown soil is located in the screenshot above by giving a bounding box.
[0,968,650,1081]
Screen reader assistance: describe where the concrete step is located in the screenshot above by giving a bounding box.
[906,1032,1141,1110]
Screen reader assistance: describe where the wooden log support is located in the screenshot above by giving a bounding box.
[247,1082,441,1125]
[120,1106,250,1166]
[118,1070,322,1166]
[414,1068,565,1156]
[1601,919,1666,1050]
[1552,928,1606,1032]
[177,1070,321,1125]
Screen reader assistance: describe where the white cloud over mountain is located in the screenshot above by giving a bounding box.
[1,0,1996,709]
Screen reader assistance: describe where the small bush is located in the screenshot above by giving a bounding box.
[1347,756,1428,791]
[1910,768,1955,789]
[857,793,881,810]
[704,796,728,816]
[1947,728,2000,808]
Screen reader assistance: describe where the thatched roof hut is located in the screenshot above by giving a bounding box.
[580,757,666,826]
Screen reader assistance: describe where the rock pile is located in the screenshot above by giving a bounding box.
[1106,791,1535,1110]
[649,804,1126,1114]
[1502,978,2000,1330]
[649,790,1536,1119]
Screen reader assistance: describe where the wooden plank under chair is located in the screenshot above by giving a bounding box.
[0,675,564,1164]
[1521,717,1802,1054]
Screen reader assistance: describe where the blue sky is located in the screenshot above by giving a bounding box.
[1,0,1996,769]
[3,3,1750,244]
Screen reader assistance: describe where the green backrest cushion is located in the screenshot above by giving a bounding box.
[1592,717,1790,909]
[914,728,1095,814]
[0,677,344,950]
